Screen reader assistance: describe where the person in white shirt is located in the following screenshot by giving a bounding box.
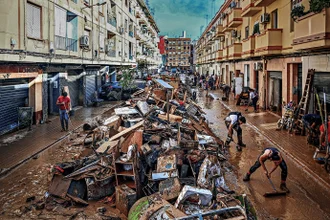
[224,112,246,147]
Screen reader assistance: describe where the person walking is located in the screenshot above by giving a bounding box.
[245,89,259,112]
[224,112,246,147]
[56,91,71,132]
[242,147,289,192]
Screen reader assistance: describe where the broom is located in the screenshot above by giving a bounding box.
[263,177,287,197]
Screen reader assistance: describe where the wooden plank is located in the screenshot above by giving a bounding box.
[109,120,144,142]
[120,130,143,153]
[96,140,119,153]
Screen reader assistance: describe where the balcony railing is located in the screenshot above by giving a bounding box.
[215,25,225,38]
[107,49,116,57]
[55,36,78,52]
[241,0,262,17]
[255,29,282,56]
[223,47,229,59]
[217,49,223,61]
[228,43,242,59]
[228,8,243,28]
[254,0,276,7]
[242,36,255,58]
[108,17,117,28]
[293,9,330,50]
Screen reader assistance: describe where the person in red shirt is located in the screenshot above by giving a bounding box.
[56,92,71,131]
[319,114,330,150]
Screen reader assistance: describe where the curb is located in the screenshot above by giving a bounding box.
[220,100,330,191]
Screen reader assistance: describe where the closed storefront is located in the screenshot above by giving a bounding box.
[313,72,330,104]
[66,73,82,108]
[268,71,282,111]
[47,74,60,114]
[85,71,97,106]
[0,79,29,135]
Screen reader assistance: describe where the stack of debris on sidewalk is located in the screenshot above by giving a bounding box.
[43,78,255,219]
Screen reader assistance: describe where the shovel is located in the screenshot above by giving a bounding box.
[263,177,287,197]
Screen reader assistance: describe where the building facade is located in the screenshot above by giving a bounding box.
[0,0,161,135]
[165,38,191,71]
[195,0,330,112]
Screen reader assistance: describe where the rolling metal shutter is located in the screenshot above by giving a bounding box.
[85,75,96,106]
[313,72,330,104]
[67,75,80,107]
[0,84,29,135]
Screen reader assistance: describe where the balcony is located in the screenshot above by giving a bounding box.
[242,36,255,58]
[108,17,117,28]
[223,47,229,60]
[228,43,242,59]
[255,29,282,56]
[228,8,243,28]
[293,9,330,51]
[215,25,225,39]
[241,0,262,17]
[254,0,276,7]
[222,17,232,32]
[55,36,78,52]
[216,49,223,61]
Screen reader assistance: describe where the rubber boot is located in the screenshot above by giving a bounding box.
[238,135,246,147]
[280,182,290,193]
[243,173,250,181]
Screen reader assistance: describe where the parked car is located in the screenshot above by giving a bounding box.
[236,87,252,105]
[98,81,140,101]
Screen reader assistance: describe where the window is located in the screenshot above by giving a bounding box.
[125,0,128,7]
[26,2,41,39]
[71,0,77,3]
[245,26,249,39]
[271,9,278,29]
[252,22,260,35]
[99,32,105,52]
[84,0,90,4]
[125,19,128,32]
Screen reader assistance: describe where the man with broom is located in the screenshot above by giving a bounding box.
[242,147,290,193]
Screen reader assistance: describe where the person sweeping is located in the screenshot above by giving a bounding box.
[243,147,289,193]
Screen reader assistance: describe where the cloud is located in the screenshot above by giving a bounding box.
[148,0,224,40]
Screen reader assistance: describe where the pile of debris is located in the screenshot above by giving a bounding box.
[44,78,254,219]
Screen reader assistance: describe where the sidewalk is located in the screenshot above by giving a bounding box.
[0,102,118,176]
[214,91,330,190]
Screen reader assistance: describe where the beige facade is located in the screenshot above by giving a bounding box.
[0,0,161,134]
[0,0,160,66]
[165,38,191,71]
[196,0,330,112]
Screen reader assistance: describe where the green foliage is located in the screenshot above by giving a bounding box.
[119,68,135,90]
[309,0,330,13]
[291,5,306,22]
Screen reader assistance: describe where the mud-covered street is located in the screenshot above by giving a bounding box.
[199,90,330,220]
[0,88,330,220]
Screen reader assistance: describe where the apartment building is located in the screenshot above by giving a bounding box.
[0,0,160,135]
[165,38,191,71]
[196,0,330,112]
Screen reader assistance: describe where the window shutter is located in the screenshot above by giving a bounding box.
[99,32,105,51]
[55,6,67,37]
[26,3,41,39]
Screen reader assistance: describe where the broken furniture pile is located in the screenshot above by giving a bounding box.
[46,79,251,219]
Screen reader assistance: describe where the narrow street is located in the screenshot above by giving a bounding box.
[0,88,330,219]
[199,90,330,219]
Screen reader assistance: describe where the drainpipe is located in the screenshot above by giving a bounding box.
[91,0,94,62]
[263,57,267,110]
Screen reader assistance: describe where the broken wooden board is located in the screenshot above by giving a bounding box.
[158,114,182,123]
[120,130,143,153]
[109,121,144,142]
[49,174,72,199]
[96,140,120,153]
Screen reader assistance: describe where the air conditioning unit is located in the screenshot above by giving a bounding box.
[254,62,263,70]
[220,13,227,19]
[80,35,89,47]
[260,13,270,23]
[231,30,237,38]
[230,1,237,8]
[220,36,225,42]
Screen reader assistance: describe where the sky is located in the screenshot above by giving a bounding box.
[147,0,225,40]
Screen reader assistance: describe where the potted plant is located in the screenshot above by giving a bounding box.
[291,5,306,22]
